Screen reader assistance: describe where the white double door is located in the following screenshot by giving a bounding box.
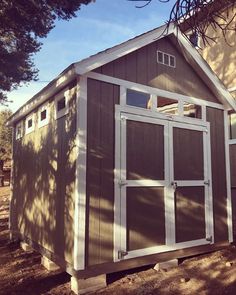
[114,111,214,261]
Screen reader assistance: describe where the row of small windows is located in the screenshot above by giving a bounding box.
[126,89,202,119]
[16,89,69,140]
[157,51,176,68]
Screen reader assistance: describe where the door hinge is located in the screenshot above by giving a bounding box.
[118,250,128,260]
[204,180,210,186]
[206,236,213,243]
[118,179,128,187]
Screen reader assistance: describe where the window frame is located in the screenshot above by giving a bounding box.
[15,121,23,140]
[38,102,50,128]
[54,88,70,120]
[157,50,176,68]
[25,113,35,135]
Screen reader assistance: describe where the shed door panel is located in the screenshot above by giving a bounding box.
[127,187,165,251]
[175,186,206,243]
[171,124,211,245]
[173,128,204,180]
[127,120,164,180]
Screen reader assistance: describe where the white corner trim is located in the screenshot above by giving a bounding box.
[173,31,236,111]
[224,110,233,243]
[74,76,87,271]
[9,128,14,232]
[25,113,35,135]
[38,102,50,128]
[54,87,70,120]
[75,24,175,75]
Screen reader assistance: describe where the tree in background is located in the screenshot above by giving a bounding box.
[130,0,236,44]
[0,109,13,162]
[0,0,94,104]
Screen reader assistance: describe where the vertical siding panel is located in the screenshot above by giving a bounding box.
[87,79,119,266]
[101,62,114,77]
[99,83,115,263]
[207,107,228,242]
[147,42,158,84]
[87,79,101,266]
[137,46,148,85]
[113,56,126,80]
[125,51,137,83]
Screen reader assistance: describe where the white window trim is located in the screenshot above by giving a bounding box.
[38,103,50,128]
[15,121,23,140]
[54,88,70,120]
[157,50,176,68]
[25,113,35,135]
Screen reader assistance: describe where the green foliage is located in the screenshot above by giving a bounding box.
[0,0,93,103]
[0,109,13,161]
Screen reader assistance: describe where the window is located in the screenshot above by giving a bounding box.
[183,102,202,119]
[38,103,49,128]
[157,97,178,115]
[55,88,70,119]
[25,113,35,135]
[16,121,23,140]
[127,89,151,109]
[157,51,176,68]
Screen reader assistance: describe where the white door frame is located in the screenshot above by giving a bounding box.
[114,106,214,262]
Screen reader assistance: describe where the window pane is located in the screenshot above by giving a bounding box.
[28,119,32,128]
[229,113,236,139]
[127,89,151,109]
[157,51,163,63]
[57,97,66,111]
[164,53,169,65]
[40,109,47,121]
[170,55,175,67]
[183,102,202,119]
[157,97,178,115]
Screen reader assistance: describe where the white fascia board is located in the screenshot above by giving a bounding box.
[174,31,236,111]
[75,24,175,75]
[7,67,76,126]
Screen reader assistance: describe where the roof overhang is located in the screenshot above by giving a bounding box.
[7,65,77,126]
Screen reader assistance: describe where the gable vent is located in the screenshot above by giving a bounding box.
[157,51,176,68]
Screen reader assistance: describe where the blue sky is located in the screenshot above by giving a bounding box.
[5,0,175,112]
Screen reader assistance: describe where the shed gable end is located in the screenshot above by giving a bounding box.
[94,36,220,104]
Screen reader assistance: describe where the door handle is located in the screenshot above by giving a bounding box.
[171,181,178,191]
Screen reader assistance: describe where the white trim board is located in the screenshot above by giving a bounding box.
[85,71,225,111]
[74,76,88,271]
[224,110,233,243]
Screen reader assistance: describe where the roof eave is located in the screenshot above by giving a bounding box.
[7,65,77,126]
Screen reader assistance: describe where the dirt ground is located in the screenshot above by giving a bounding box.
[2,186,236,295]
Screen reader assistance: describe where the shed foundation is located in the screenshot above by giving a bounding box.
[154,259,179,271]
[41,256,60,271]
[20,241,32,252]
[71,274,107,295]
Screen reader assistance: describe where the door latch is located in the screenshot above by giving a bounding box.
[204,180,210,186]
[118,179,128,187]
[118,250,128,260]
[171,181,178,191]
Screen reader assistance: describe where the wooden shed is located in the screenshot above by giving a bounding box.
[8,24,236,294]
